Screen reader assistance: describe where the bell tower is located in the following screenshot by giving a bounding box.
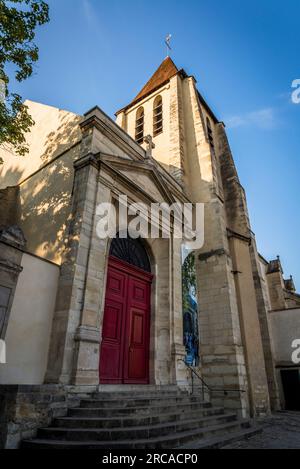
[116,58,276,416]
[116,57,187,184]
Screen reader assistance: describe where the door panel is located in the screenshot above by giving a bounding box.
[100,258,151,385]
[99,268,127,383]
[124,276,150,384]
[127,310,147,380]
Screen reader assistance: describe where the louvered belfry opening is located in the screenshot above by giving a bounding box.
[206,117,215,151]
[135,107,144,144]
[153,96,163,137]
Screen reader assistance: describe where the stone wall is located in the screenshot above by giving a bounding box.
[0,100,81,189]
[0,186,20,228]
[0,385,67,448]
[0,384,97,449]
[269,308,300,366]
[0,252,59,385]
[215,123,271,416]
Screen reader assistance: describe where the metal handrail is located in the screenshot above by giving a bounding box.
[180,359,246,401]
[180,359,211,400]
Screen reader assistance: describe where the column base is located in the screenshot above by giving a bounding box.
[171,343,189,387]
[71,326,100,386]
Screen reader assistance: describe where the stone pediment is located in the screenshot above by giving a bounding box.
[100,155,181,204]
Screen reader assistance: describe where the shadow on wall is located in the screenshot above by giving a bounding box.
[20,156,75,264]
[0,162,25,190]
[0,109,81,187]
[40,111,82,165]
[1,114,82,264]
[0,167,25,229]
[0,165,24,190]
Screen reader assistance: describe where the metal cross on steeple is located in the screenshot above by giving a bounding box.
[165,34,172,57]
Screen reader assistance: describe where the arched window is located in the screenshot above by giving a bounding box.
[135,107,144,144]
[110,235,151,273]
[153,96,163,137]
[206,117,215,151]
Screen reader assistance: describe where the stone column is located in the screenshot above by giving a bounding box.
[71,181,112,385]
[169,75,186,184]
[149,238,171,385]
[250,237,281,411]
[45,153,110,385]
[228,233,271,416]
[215,123,271,416]
[170,238,188,386]
[197,228,249,417]
[266,258,287,311]
[179,79,249,415]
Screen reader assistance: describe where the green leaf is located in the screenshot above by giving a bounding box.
[0,0,49,160]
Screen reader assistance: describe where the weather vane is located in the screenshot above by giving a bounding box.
[165,34,172,57]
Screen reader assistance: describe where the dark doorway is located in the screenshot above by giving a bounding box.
[281,369,300,410]
[99,236,153,385]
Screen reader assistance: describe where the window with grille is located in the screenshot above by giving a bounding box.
[153,96,163,137]
[135,107,144,144]
[110,234,151,273]
[206,117,215,151]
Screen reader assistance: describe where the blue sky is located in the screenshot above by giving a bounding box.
[10,0,300,289]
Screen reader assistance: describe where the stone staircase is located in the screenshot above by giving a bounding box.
[21,388,260,449]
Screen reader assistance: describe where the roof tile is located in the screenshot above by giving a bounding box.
[132,57,178,104]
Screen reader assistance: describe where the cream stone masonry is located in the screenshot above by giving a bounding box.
[216,123,271,415]
[116,59,277,416]
[250,241,281,411]
[0,100,81,188]
[0,58,299,429]
[119,64,252,415]
[0,253,59,385]
[45,155,104,385]
[44,104,192,387]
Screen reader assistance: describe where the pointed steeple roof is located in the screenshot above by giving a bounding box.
[116,57,179,114]
[133,57,178,103]
[115,57,220,123]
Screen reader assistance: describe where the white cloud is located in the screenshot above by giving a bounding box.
[226,115,247,128]
[226,107,277,130]
[248,108,277,129]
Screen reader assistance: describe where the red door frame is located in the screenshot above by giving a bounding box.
[99,256,153,385]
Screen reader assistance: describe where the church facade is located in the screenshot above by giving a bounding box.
[1,58,300,447]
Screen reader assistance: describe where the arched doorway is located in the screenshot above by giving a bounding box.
[99,237,153,384]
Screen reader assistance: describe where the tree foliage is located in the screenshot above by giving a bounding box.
[0,0,49,162]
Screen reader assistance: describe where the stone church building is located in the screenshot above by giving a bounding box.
[0,58,299,448]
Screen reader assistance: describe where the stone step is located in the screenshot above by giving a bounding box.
[22,420,252,449]
[54,406,225,429]
[179,426,262,449]
[96,385,182,393]
[92,390,188,399]
[80,395,205,408]
[42,413,237,441]
[68,400,212,418]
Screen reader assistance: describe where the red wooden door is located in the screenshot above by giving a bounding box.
[99,257,152,384]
